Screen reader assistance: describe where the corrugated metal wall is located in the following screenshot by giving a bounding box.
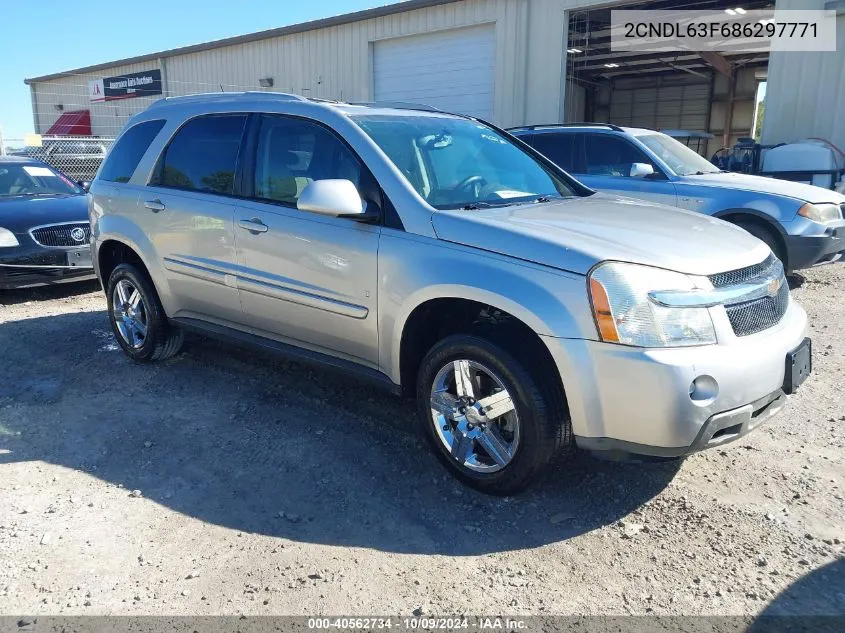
[763,0,845,149]
[590,66,762,158]
[595,75,712,131]
[33,0,588,136]
[31,60,167,137]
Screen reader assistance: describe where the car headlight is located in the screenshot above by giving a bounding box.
[797,202,842,223]
[588,262,716,347]
[0,227,19,247]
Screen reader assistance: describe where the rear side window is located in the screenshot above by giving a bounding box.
[99,119,165,183]
[153,115,247,195]
[528,133,576,171]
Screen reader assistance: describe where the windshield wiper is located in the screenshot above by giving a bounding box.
[458,193,567,210]
[533,194,565,203]
[459,201,521,210]
[460,202,493,210]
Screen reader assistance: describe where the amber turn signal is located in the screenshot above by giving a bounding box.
[589,277,619,343]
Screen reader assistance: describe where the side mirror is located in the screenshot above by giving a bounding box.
[629,163,655,178]
[78,180,91,192]
[297,179,378,222]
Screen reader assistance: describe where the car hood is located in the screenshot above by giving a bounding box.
[681,172,845,203]
[431,193,770,276]
[0,194,89,233]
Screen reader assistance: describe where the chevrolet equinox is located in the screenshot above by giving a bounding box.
[89,93,812,494]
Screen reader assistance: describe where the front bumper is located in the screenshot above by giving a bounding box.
[576,388,787,457]
[0,243,94,289]
[542,299,808,457]
[784,219,845,271]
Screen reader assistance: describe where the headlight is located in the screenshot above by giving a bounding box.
[0,227,19,247]
[589,262,716,347]
[797,202,842,223]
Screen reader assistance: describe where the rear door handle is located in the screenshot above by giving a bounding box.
[143,199,166,212]
[238,218,269,234]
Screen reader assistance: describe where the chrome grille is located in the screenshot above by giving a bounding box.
[725,282,790,336]
[30,223,91,247]
[710,255,789,337]
[709,254,777,288]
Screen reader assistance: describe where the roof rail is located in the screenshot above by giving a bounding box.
[346,101,443,113]
[148,91,308,108]
[243,91,309,101]
[507,122,624,133]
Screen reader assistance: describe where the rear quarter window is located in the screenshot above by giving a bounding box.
[99,119,166,183]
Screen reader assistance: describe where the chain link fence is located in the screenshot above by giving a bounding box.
[1,136,115,182]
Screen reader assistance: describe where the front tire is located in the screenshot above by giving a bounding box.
[733,220,787,270]
[416,334,572,495]
[106,263,183,362]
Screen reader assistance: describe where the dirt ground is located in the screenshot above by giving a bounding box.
[0,264,843,619]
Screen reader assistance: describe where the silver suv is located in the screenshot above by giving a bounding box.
[90,93,812,494]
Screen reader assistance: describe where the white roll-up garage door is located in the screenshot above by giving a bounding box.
[373,24,495,119]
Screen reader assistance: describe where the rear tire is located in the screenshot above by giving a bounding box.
[416,334,572,495]
[107,263,183,362]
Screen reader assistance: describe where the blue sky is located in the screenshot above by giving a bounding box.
[0,0,391,140]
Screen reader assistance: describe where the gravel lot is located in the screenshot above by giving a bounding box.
[0,264,843,619]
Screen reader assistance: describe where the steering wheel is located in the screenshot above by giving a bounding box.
[455,175,487,198]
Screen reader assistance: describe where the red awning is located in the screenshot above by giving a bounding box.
[45,110,92,136]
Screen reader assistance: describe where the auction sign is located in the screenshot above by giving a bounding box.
[89,69,163,102]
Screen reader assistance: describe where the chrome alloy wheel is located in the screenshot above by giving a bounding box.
[112,279,148,349]
[429,360,520,473]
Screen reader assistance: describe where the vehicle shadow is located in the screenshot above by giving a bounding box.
[787,273,805,290]
[0,310,679,556]
[748,559,845,632]
[0,279,101,306]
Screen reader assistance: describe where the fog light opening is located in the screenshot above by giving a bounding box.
[689,375,718,405]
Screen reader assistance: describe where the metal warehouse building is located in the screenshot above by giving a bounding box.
[23,0,845,154]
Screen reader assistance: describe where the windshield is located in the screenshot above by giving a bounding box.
[0,163,82,197]
[637,133,721,176]
[353,114,576,209]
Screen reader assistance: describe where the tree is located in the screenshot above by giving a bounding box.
[200,170,234,194]
[754,100,765,140]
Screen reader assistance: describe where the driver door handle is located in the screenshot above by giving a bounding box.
[143,199,166,212]
[238,218,269,234]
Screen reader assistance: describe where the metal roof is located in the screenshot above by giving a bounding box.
[24,0,459,84]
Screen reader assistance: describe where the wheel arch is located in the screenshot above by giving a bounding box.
[96,235,173,322]
[395,295,569,423]
[97,239,148,285]
[713,208,789,266]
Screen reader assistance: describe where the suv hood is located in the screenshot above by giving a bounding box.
[432,193,770,276]
[681,172,845,203]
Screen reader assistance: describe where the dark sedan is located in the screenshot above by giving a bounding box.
[0,156,95,289]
